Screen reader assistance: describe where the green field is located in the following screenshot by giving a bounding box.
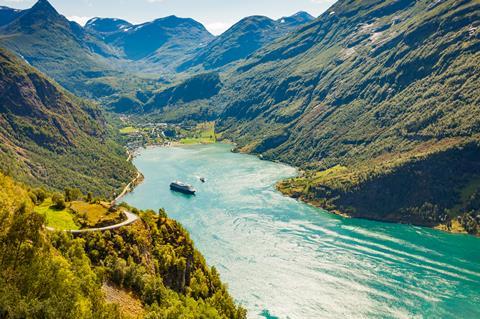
[180,122,216,144]
[34,198,79,230]
[70,201,123,228]
[119,126,139,134]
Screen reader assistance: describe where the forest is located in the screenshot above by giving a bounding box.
[0,173,246,318]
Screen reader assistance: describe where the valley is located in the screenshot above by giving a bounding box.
[0,0,479,317]
[3,0,476,235]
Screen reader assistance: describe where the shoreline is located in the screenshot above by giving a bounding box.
[115,171,144,203]
[276,186,477,237]
[122,142,476,237]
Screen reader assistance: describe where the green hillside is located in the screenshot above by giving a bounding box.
[0,172,246,318]
[0,40,245,316]
[0,47,135,197]
[212,0,480,232]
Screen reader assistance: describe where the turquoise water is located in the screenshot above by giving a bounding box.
[123,143,480,319]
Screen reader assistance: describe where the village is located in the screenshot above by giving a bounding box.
[118,118,217,153]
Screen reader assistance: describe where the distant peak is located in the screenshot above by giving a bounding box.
[153,15,193,24]
[277,11,315,26]
[85,17,99,25]
[239,15,275,24]
[289,11,314,20]
[293,11,313,17]
[34,0,53,7]
[85,17,133,33]
[150,15,206,29]
[30,0,58,15]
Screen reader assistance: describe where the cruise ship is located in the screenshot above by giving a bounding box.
[170,181,196,195]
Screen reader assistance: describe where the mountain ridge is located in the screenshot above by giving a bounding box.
[178,11,315,71]
[0,0,118,96]
[85,14,214,70]
[85,17,133,35]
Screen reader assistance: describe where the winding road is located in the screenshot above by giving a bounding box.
[115,172,142,202]
[46,211,139,234]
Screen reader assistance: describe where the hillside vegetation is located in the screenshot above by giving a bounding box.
[207,0,480,233]
[219,0,479,165]
[0,172,246,318]
[0,47,135,197]
[278,141,480,234]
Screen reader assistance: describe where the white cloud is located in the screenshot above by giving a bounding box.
[67,16,93,26]
[205,22,232,36]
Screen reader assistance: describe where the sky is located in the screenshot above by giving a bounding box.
[0,0,336,35]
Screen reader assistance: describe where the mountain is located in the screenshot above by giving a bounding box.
[178,12,314,71]
[94,15,214,68]
[0,47,135,197]
[0,6,21,27]
[85,17,133,35]
[143,72,222,117]
[220,0,479,165]
[152,0,479,233]
[0,0,118,97]
[216,0,480,233]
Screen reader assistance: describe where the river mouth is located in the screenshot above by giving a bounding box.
[123,143,480,319]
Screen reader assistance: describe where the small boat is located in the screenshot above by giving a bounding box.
[170,181,196,195]
[200,177,206,183]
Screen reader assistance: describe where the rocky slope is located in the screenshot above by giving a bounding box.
[0,47,135,197]
[0,6,21,27]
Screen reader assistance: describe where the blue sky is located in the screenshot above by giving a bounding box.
[0,0,336,35]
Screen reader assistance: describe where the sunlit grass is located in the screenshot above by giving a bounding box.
[70,201,123,227]
[119,126,139,134]
[34,198,79,230]
[180,122,216,144]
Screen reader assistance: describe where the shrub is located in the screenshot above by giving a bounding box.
[52,193,66,210]
[65,188,83,202]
